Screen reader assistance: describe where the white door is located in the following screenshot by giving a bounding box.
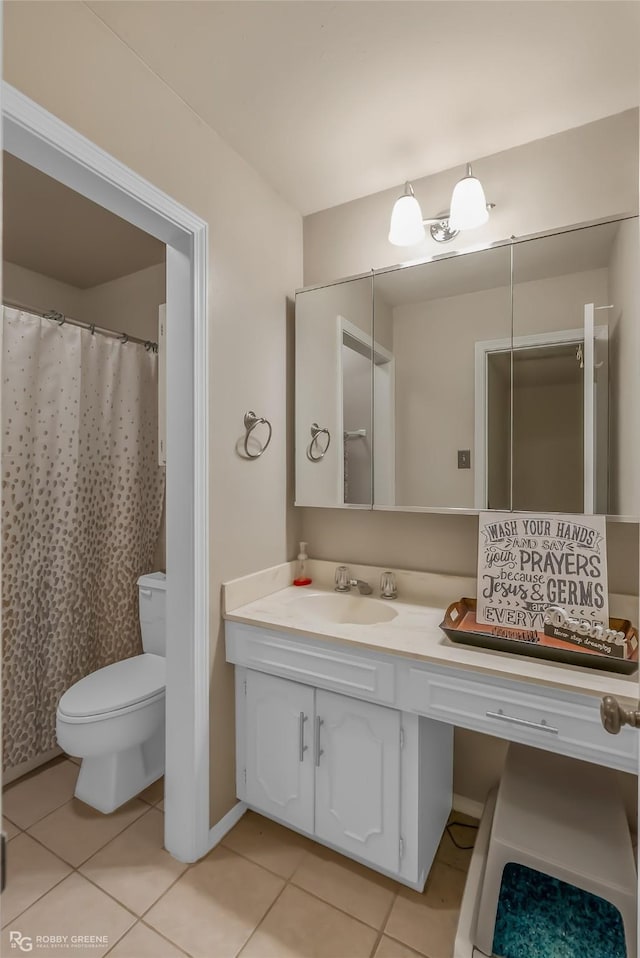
[245,671,314,832]
[314,689,401,872]
[583,303,609,514]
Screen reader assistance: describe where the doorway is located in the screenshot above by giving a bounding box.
[2,83,210,862]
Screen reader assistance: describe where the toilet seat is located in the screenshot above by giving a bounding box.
[58,653,166,723]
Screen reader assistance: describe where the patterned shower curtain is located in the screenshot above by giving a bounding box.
[2,307,165,771]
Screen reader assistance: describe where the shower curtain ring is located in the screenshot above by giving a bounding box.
[119,333,129,344]
[89,324,96,336]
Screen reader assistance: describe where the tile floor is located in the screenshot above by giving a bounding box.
[1,758,477,958]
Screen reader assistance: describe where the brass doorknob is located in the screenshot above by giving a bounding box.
[600,695,640,735]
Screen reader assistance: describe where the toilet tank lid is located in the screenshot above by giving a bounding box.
[138,572,166,591]
[58,653,166,718]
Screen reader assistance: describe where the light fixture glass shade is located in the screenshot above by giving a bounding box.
[448,164,489,231]
[388,184,426,246]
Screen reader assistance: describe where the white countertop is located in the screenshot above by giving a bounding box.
[223,560,639,705]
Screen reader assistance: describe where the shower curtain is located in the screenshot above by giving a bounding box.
[2,307,165,772]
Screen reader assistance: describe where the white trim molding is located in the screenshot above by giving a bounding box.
[2,83,210,862]
[207,801,248,853]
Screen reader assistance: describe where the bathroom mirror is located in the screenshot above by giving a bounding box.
[295,216,639,517]
[373,246,512,510]
[295,274,374,507]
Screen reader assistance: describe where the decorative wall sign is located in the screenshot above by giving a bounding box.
[476,512,609,634]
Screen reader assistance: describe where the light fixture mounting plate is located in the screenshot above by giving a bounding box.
[430,218,459,243]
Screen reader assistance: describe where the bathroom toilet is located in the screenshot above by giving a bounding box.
[56,572,166,813]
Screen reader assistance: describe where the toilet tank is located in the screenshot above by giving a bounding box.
[137,572,166,655]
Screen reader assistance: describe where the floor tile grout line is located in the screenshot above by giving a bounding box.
[77,862,173,923]
[368,890,399,957]
[77,802,167,873]
[28,800,154,870]
[2,758,80,832]
[139,915,195,957]
[137,858,198,921]
[380,928,441,958]
[234,880,290,958]
[5,792,78,833]
[101,918,141,957]
[220,840,310,883]
[0,868,74,931]
[2,815,23,833]
[224,841,403,933]
[3,828,189,948]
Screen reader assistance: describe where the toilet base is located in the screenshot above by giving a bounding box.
[74,724,165,813]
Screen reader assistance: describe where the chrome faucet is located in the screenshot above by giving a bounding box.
[334,566,373,595]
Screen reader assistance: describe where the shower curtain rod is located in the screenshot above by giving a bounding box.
[2,299,158,350]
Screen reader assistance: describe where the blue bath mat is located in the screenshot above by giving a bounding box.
[492,862,626,958]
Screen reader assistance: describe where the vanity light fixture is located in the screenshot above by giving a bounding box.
[388,162,494,246]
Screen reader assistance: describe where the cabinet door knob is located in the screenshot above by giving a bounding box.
[315,717,324,766]
[298,712,308,762]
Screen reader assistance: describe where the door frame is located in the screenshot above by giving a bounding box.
[2,83,211,862]
[474,325,606,510]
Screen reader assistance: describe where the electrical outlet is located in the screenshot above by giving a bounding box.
[458,449,471,469]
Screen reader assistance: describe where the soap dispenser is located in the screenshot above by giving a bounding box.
[293,541,312,586]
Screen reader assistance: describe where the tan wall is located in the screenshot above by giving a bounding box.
[4,1,303,826]
[5,260,166,341]
[4,260,85,318]
[304,109,639,285]
[82,262,165,343]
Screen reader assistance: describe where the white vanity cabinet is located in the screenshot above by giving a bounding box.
[231,622,453,891]
[242,670,404,874]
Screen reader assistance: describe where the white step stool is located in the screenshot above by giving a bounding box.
[474,744,637,958]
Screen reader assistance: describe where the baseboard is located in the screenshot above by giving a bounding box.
[3,747,63,785]
[207,801,247,853]
[452,792,486,821]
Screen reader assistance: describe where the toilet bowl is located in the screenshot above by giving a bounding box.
[56,572,166,813]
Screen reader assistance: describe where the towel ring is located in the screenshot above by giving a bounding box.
[307,423,331,462]
[243,411,272,459]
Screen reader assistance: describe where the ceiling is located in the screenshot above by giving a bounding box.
[87,0,640,215]
[3,153,165,288]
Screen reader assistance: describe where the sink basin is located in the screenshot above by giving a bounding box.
[291,592,398,625]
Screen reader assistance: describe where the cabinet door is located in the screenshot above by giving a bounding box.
[245,671,314,833]
[314,689,401,872]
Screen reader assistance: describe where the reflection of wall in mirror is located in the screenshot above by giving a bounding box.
[392,267,608,508]
[512,360,583,513]
[608,219,639,516]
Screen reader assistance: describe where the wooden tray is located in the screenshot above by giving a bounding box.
[440,598,639,675]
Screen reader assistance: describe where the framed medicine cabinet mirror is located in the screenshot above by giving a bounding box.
[295,215,639,517]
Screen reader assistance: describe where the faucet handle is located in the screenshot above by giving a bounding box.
[380,571,397,600]
[335,565,351,592]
